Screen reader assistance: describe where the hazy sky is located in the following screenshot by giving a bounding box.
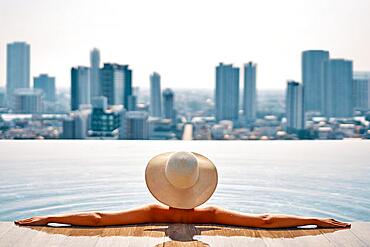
[0,0,369,90]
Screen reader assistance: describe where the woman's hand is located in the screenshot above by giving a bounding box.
[315,218,351,228]
[14,216,49,226]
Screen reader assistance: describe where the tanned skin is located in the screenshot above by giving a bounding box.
[15,204,350,228]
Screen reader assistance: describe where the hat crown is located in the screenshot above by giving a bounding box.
[165,152,199,189]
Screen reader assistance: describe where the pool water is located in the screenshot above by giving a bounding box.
[0,140,369,222]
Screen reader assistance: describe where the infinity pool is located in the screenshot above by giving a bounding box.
[0,140,369,222]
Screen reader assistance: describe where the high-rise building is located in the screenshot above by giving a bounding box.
[162,88,175,121]
[90,48,101,98]
[302,50,329,114]
[243,62,257,123]
[323,59,353,118]
[123,65,133,110]
[100,63,132,109]
[215,63,239,122]
[286,81,304,131]
[62,110,90,139]
[33,74,56,102]
[71,66,91,111]
[100,63,124,106]
[150,72,162,117]
[353,72,370,111]
[121,111,149,139]
[13,88,43,114]
[6,42,30,106]
[90,96,123,138]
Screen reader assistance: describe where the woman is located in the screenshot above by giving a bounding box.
[15,152,350,228]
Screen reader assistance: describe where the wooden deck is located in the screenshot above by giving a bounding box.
[0,222,369,246]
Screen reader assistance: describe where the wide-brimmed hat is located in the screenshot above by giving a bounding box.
[145,151,218,209]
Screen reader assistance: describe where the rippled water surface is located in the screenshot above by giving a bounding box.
[0,140,369,221]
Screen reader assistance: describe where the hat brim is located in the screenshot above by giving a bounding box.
[145,152,218,209]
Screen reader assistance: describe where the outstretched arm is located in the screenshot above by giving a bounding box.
[15,204,350,228]
[204,206,350,228]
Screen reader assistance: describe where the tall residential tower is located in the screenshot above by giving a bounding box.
[150,72,162,117]
[6,42,30,106]
[215,63,239,122]
[243,62,257,123]
[302,50,329,114]
[323,59,353,118]
[286,81,304,131]
[71,66,91,111]
[90,48,101,99]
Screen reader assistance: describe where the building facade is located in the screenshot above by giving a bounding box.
[6,42,31,106]
[323,59,353,118]
[215,63,239,122]
[90,96,123,138]
[13,88,43,114]
[71,66,91,111]
[100,63,132,109]
[302,50,329,114]
[90,48,101,99]
[62,110,90,139]
[162,88,175,122]
[243,62,257,123]
[33,74,56,102]
[122,111,149,139]
[353,72,370,111]
[286,81,304,131]
[150,72,162,117]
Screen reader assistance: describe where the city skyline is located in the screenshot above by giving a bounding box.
[1,0,370,90]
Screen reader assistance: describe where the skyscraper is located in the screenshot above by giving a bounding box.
[100,63,124,106]
[162,88,175,121]
[33,74,56,102]
[353,72,370,111]
[286,81,304,131]
[323,59,353,118]
[71,66,91,111]
[100,63,132,109]
[215,63,239,122]
[150,72,162,117]
[123,65,133,110]
[90,48,101,98]
[6,42,30,106]
[302,50,329,114]
[243,62,257,123]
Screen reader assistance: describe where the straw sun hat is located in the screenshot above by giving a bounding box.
[145,151,218,209]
